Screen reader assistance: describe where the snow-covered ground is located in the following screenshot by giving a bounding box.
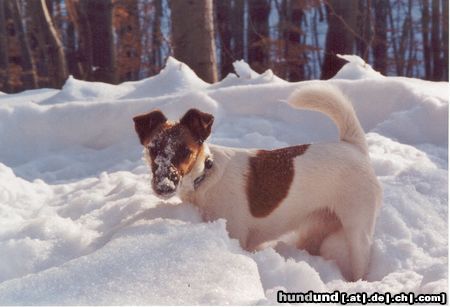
[0,56,447,305]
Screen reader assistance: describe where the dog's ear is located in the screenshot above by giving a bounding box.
[133,110,167,145]
[180,108,214,143]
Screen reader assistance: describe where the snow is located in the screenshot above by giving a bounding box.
[41,76,133,105]
[0,56,447,304]
[120,57,210,99]
[0,219,264,305]
[334,54,384,80]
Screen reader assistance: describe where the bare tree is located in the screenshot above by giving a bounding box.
[285,0,305,81]
[25,1,49,84]
[66,0,93,80]
[216,0,233,78]
[231,0,245,61]
[65,16,80,78]
[28,0,68,88]
[311,4,324,77]
[321,0,358,79]
[216,0,245,77]
[0,1,9,91]
[248,0,271,73]
[405,0,415,76]
[355,0,372,60]
[387,0,401,75]
[6,0,38,90]
[170,0,218,83]
[431,0,442,80]
[421,0,431,79]
[373,0,388,74]
[85,0,117,83]
[151,0,163,72]
[442,0,448,80]
[115,0,142,82]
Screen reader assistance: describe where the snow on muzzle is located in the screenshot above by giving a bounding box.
[152,156,181,197]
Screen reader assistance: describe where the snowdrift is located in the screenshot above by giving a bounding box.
[0,56,447,304]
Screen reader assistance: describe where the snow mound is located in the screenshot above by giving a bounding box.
[374,97,448,145]
[334,54,384,80]
[210,60,287,89]
[233,60,260,79]
[0,56,447,304]
[120,57,209,99]
[0,219,265,305]
[41,76,132,104]
[0,88,59,105]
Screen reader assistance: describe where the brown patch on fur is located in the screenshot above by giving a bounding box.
[246,144,310,217]
[175,128,204,176]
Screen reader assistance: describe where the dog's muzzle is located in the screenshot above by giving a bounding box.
[152,168,180,196]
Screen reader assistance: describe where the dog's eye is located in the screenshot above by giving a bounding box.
[148,144,159,156]
[181,147,192,159]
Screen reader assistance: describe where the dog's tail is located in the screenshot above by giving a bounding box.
[288,84,368,154]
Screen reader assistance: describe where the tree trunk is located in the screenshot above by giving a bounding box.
[321,0,358,79]
[85,0,116,83]
[0,1,9,91]
[285,0,305,81]
[373,0,388,74]
[66,0,94,80]
[396,3,411,76]
[421,0,431,79]
[170,0,218,83]
[66,20,81,78]
[312,5,323,76]
[277,0,289,79]
[431,0,442,80]
[151,0,163,72]
[7,0,38,90]
[405,0,414,77]
[247,0,271,73]
[216,0,233,78]
[442,0,448,80]
[25,0,48,85]
[387,0,401,75]
[115,0,142,82]
[46,0,54,16]
[231,0,245,61]
[30,0,68,88]
[355,0,372,60]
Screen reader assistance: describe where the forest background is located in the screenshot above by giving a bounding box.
[0,0,448,93]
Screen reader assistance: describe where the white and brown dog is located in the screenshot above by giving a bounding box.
[133,84,382,281]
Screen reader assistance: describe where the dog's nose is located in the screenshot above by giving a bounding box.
[156,183,176,195]
[154,180,177,195]
[153,170,180,196]
[168,170,180,184]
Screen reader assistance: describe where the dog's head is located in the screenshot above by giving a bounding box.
[133,108,214,197]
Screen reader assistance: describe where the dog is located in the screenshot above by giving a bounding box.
[133,84,382,281]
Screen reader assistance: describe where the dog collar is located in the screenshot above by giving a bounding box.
[194,156,213,189]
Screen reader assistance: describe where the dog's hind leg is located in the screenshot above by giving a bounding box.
[319,222,373,281]
[346,227,373,281]
[296,209,341,256]
[319,228,351,279]
[336,198,379,281]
